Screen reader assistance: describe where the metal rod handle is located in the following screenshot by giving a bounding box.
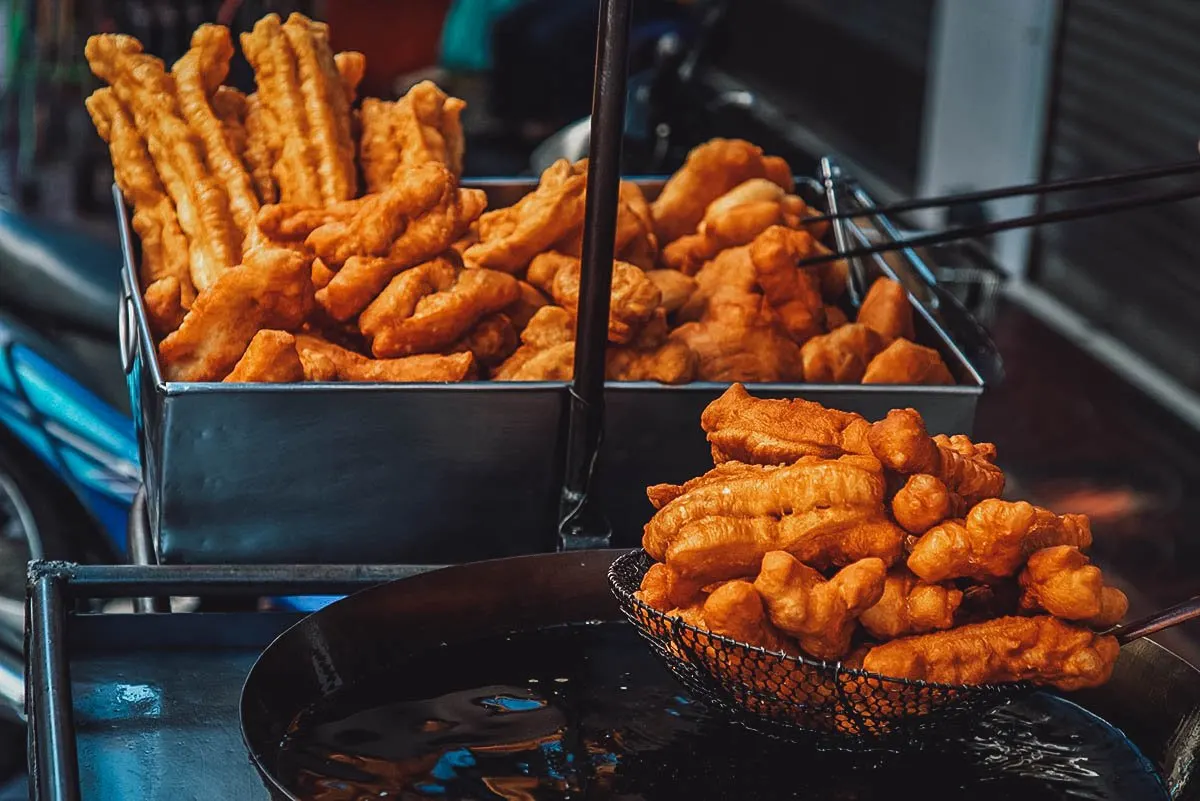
[1116,595,1200,645]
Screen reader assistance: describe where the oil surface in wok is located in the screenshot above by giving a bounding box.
[276,623,1167,800]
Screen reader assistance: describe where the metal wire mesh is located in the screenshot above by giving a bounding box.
[609,550,1028,747]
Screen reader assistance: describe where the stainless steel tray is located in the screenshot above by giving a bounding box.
[116,177,991,565]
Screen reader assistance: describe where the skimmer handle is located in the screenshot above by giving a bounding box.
[1114,595,1200,645]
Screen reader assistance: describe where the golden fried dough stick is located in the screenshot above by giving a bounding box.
[651,139,793,243]
[800,323,885,383]
[908,499,1092,582]
[504,281,550,332]
[360,262,521,358]
[85,88,194,331]
[85,34,239,292]
[702,580,793,653]
[857,278,914,342]
[294,334,476,382]
[158,248,314,381]
[636,562,705,612]
[172,25,259,244]
[859,568,962,639]
[255,196,368,243]
[825,305,849,330]
[867,409,1005,504]
[749,225,826,344]
[862,615,1120,690]
[643,454,903,582]
[212,86,248,160]
[1018,546,1128,628]
[311,258,336,290]
[222,330,304,383]
[863,339,954,385]
[754,551,887,659]
[675,245,758,322]
[243,93,277,204]
[360,82,466,192]
[891,474,964,535]
[541,253,661,344]
[700,382,872,465]
[645,269,696,314]
[553,183,655,264]
[671,292,804,382]
[448,313,519,370]
[464,159,588,273]
[605,310,697,384]
[646,460,762,510]
[333,51,366,101]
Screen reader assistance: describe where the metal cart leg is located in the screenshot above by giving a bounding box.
[126,488,167,614]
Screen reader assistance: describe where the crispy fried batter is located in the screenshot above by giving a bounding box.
[891,473,964,535]
[800,323,885,383]
[448,313,519,369]
[158,248,314,381]
[86,34,239,292]
[748,225,827,344]
[824,305,849,330]
[465,159,588,273]
[294,334,476,382]
[636,561,705,612]
[651,139,793,243]
[504,281,550,332]
[492,306,576,381]
[360,260,521,358]
[1019,546,1128,628]
[643,454,904,583]
[86,87,195,328]
[333,51,366,101]
[702,580,792,653]
[172,25,259,244]
[646,269,697,314]
[676,245,759,322]
[862,615,1119,691]
[700,382,872,465]
[754,551,887,658]
[243,93,277,204]
[859,567,962,639]
[670,292,804,382]
[908,499,1092,582]
[360,81,466,191]
[223,330,304,382]
[857,278,914,342]
[543,253,661,344]
[255,196,367,242]
[606,311,697,384]
[863,339,954,385]
[868,409,1004,504]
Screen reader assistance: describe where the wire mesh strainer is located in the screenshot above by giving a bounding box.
[608,549,1030,747]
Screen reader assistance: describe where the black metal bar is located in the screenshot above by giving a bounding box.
[791,181,1200,268]
[40,562,443,599]
[126,488,168,613]
[28,574,79,801]
[802,158,1200,224]
[1116,595,1200,645]
[559,0,633,552]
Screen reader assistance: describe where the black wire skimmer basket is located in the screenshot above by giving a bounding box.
[608,549,1029,746]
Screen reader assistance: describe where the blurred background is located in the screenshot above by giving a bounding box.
[3,1,1200,795]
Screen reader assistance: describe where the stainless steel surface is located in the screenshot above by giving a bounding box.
[820,157,866,305]
[119,176,987,565]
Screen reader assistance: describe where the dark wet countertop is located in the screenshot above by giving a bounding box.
[976,298,1200,664]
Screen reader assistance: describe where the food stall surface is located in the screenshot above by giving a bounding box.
[43,294,1200,800]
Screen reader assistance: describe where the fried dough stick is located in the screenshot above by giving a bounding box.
[748,225,826,344]
[670,292,805,383]
[645,269,696,314]
[295,334,477,382]
[448,313,519,370]
[172,25,259,243]
[464,159,588,273]
[85,87,194,333]
[158,248,314,381]
[863,339,955,385]
[891,473,964,535]
[243,93,277,204]
[334,51,366,100]
[651,138,793,243]
[241,13,356,206]
[359,259,521,358]
[700,382,872,465]
[908,499,1092,582]
[85,34,239,292]
[862,615,1119,691]
[223,330,304,383]
[1018,546,1128,628]
[643,455,905,583]
[859,567,962,639]
[867,408,1005,504]
[801,323,885,383]
[754,551,887,659]
[361,81,466,191]
[636,562,705,612]
[526,252,661,344]
[856,278,914,342]
[702,580,793,653]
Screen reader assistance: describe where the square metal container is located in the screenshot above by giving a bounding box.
[117,178,986,565]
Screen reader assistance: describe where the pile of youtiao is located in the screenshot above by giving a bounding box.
[636,384,1126,691]
[86,12,955,386]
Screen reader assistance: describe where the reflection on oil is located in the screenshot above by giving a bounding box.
[277,624,1168,800]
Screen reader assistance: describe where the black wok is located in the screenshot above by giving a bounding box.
[241,551,1200,800]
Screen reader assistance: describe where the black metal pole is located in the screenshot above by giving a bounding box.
[558,0,633,552]
[29,574,79,801]
[127,488,168,613]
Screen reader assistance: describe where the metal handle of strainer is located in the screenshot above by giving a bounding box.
[1114,595,1200,645]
